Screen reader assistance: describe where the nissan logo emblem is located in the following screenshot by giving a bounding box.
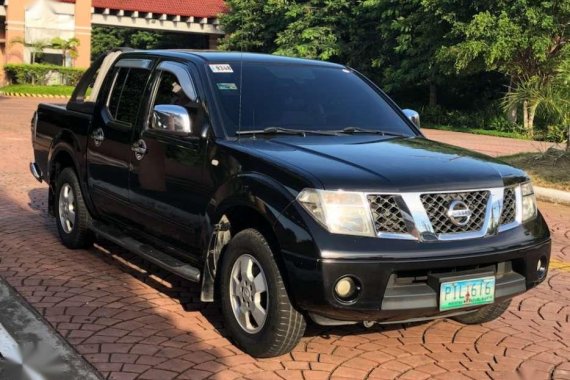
[447,200,472,227]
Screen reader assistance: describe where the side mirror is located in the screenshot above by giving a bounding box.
[402,109,420,128]
[152,104,192,135]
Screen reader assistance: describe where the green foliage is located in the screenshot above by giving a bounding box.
[219,0,290,52]
[91,27,209,60]
[217,0,570,140]
[274,1,354,61]
[0,84,75,96]
[4,64,85,86]
[429,0,570,79]
[51,37,80,65]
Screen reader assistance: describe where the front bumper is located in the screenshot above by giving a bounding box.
[283,238,551,324]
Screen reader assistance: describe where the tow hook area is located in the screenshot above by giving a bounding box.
[363,321,376,328]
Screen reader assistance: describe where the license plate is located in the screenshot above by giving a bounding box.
[439,276,495,311]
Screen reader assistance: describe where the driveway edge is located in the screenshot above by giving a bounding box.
[535,186,570,206]
[0,276,103,380]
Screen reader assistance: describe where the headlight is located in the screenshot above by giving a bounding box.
[297,189,375,237]
[520,182,537,222]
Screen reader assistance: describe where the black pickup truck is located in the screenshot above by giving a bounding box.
[30,49,551,357]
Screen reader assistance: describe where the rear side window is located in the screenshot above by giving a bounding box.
[107,67,149,126]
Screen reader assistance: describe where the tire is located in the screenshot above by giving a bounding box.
[54,167,93,249]
[452,300,511,324]
[220,229,306,358]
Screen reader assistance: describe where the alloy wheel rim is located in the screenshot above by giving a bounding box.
[58,183,76,234]
[229,254,269,334]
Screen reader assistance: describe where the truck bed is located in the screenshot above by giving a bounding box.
[33,102,92,183]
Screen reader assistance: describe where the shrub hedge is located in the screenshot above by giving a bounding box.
[4,64,85,86]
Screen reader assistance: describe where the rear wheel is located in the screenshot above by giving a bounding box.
[220,229,306,358]
[54,167,93,249]
[452,300,511,324]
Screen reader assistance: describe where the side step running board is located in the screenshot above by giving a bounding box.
[90,221,201,282]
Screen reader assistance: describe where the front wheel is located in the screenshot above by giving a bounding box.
[220,229,306,357]
[452,300,511,324]
[54,167,93,249]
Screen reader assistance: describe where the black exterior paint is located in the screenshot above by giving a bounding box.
[32,50,551,322]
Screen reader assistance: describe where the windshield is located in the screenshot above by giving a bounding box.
[207,62,416,137]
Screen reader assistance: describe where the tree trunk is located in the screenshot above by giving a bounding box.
[523,100,529,133]
[506,78,517,123]
[527,102,537,139]
[429,83,437,106]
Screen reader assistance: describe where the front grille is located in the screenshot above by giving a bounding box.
[367,195,407,234]
[421,191,489,234]
[500,186,516,225]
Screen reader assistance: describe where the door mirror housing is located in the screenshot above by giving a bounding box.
[151,104,192,135]
[402,109,420,128]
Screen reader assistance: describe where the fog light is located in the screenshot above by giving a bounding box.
[536,256,547,279]
[334,276,359,301]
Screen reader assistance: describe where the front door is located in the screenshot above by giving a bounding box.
[86,58,153,222]
[128,61,210,255]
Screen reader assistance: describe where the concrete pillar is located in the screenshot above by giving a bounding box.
[0,44,5,85]
[74,0,91,68]
[5,0,26,64]
[208,34,219,50]
[0,22,5,84]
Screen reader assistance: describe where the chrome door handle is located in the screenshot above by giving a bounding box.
[91,128,104,147]
[131,139,147,160]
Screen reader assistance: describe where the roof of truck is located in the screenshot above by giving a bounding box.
[138,50,346,68]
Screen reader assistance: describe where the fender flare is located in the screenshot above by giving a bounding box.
[47,132,97,217]
[200,172,304,302]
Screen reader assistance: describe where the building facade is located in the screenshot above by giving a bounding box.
[0,0,225,84]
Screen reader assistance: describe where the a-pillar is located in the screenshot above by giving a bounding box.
[74,0,91,68]
[5,0,26,64]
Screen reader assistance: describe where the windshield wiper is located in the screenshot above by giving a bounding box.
[236,127,335,137]
[335,127,408,137]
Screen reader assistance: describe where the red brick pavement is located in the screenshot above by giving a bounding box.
[0,97,569,380]
[422,129,558,157]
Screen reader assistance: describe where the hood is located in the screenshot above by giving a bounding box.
[223,136,528,192]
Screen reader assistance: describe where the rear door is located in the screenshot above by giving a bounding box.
[86,58,153,222]
[128,60,210,254]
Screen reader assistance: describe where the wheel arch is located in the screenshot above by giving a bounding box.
[47,132,94,217]
[200,173,301,304]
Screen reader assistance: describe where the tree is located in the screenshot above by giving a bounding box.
[219,0,290,52]
[427,0,570,134]
[504,61,569,148]
[348,0,455,105]
[273,1,354,61]
[51,37,80,67]
[10,37,50,64]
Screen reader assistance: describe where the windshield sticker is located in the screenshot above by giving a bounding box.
[217,83,238,90]
[209,64,234,73]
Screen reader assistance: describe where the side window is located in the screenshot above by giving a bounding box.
[149,64,204,133]
[107,67,149,126]
[154,71,193,109]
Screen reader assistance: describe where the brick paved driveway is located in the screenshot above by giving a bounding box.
[0,97,569,380]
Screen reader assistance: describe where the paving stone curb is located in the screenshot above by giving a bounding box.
[0,91,70,99]
[535,186,570,206]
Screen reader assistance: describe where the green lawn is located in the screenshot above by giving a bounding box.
[425,124,529,140]
[499,149,570,192]
[0,84,75,96]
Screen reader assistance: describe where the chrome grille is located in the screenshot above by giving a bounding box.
[421,191,489,234]
[500,186,516,225]
[367,195,407,234]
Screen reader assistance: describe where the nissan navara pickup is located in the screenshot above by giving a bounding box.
[30,49,551,357]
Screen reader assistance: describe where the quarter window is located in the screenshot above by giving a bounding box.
[107,67,149,126]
